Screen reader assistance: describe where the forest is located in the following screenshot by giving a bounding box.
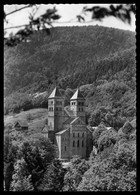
[4,25,136,191]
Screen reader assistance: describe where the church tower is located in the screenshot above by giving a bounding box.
[48,87,64,135]
[70,88,86,123]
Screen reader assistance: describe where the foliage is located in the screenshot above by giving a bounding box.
[4,4,135,46]
[18,137,56,191]
[83,4,135,24]
[92,123,107,147]
[4,135,19,191]
[97,128,117,152]
[78,138,136,191]
[63,155,89,191]
[4,5,61,46]
[39,159,66,191]
[10,158,34,191]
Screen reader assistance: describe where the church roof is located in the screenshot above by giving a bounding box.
[56,129,69,135]
[70,88,84,100]
[64,106,75,117]
[48,87,63,99]
[70,117,85,125]
[63,117,75,125]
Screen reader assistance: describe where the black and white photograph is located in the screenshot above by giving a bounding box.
[4,4,136,191]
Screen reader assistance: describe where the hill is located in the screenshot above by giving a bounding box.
[4,25,135,96]
[4,25,136,125]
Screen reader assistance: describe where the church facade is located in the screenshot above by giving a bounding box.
[43,87,93,160]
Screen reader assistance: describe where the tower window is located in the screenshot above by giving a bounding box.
[65,146,66,151]
[51,101,53,104]
[77,140,79,147]
[73,141,75,147]
[49,107,53,111]
[82,140,84,147]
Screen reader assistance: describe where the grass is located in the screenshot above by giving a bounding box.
[4,108,48,126]
[4,108,48,143]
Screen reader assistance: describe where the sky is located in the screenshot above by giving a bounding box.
[4,4,136,36]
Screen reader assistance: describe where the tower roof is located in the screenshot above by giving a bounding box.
[70,88,84,100]
[48,87,63,99]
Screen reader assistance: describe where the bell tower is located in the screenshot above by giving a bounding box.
[48,87,64,134]
[70,88,86,123]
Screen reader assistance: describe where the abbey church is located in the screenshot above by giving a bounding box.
[42,87,93,160]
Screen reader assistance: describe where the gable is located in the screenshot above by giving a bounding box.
[56,128,69,136]
[14,122,21,128]
[70,117,85,125]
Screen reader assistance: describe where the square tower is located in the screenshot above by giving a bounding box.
[70,88,86,123]
[48,87,64,133]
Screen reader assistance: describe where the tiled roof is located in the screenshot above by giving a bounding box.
[63,117,75,124]
[64,106,75,117]
[48,87,63,99]
[70,117,85,125]
[56,128,69,135]
[70,88,84,100]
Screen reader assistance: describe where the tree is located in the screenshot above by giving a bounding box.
[39,159,66,191]
[4,135,19,191]
[92,123,107,147]
[10,158,34,191]
[77,139,136,191]
[63,155,89,191]
[18,136,56,191]
[4,4,135,46]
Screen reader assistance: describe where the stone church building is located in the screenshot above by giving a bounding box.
[43,87,93,160]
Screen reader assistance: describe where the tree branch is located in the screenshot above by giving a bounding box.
[5,4,35,17]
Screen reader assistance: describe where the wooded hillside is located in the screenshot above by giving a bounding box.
[4,25,136,122]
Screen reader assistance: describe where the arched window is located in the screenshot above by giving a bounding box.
[77,140,79,147]
[82,140,84,147]
[73,141,75,147]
